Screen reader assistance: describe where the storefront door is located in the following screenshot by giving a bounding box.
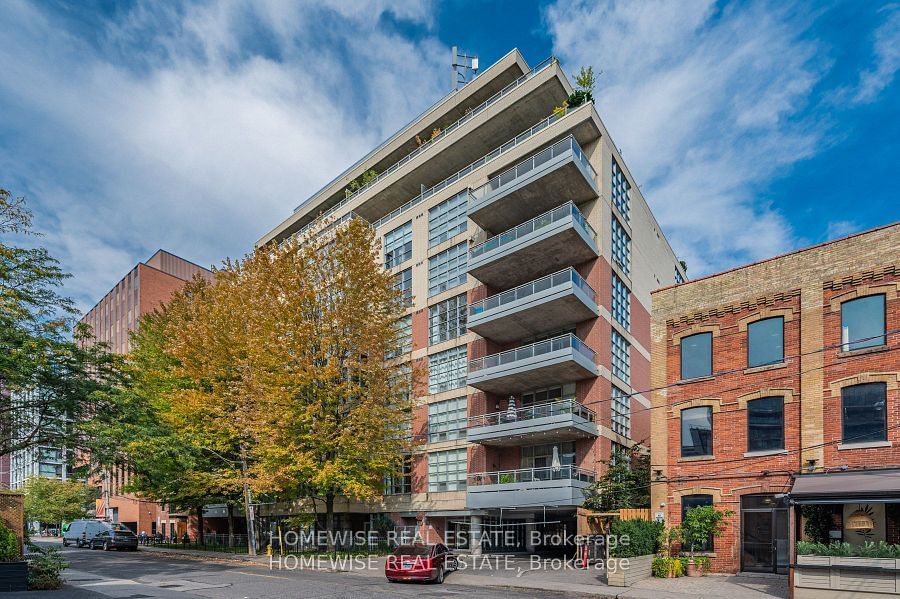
[741,495,788,574]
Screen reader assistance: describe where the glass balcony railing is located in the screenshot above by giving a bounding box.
[467,465,595,486]
[469,135,597,206]
[469,202,597,260]
[468,333,596,373]
[468,267,596,317]
[283,104,581,246]
[467,398,595,428]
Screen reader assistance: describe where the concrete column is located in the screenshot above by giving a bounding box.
[525,517,535,553]
[470,515,482,555]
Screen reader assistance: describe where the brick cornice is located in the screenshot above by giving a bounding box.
[823,264,899,291]
[666,290,801,327]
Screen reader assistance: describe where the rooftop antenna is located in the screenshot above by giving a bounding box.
[452,46,478,91]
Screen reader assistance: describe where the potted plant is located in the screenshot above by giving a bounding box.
[0,519,26,592]
[680,505,733,576]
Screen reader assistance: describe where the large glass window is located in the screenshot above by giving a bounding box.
[681,406,713,457]
[428,449,467,492]
[682,495,714,551]
[681,332,712,379]
[384,221,412,269]
[841,295,886,351]
[429,191,468,247]
[428,242,467,296]
[428,397,467,442]
[747,396,784,452]
[841,383,887,443]
[522,383,576,406]
[429,294,467,345]
[611,217,631,275]
[384,457,411,495]
[521,442,575,470]
[611,385,631,438]
[386,315,412,360]
[428,346,467,394]
[748,317,784,368]
[611,158,630,221]
[394,268,412,306]
[611,330,630,383]
[612,273,631,331]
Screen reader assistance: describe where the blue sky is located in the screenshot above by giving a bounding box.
[0,0,898,312]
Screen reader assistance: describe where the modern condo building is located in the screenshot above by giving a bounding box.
[259,50,684,552]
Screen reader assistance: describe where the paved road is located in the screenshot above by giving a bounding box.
[14,542,581,599]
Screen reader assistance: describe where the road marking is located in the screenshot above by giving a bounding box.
[234,571,292,580]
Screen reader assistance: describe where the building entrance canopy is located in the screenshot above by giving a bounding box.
[790,469,900,504]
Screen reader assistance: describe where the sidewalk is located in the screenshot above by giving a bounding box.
[136,547,787,598]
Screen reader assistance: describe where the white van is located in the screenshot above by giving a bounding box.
[62,520,110,548]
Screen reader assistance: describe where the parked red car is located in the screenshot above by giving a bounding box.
[385,543,457,583]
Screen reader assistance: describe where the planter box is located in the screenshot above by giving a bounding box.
[606,554,653,587]
[795,555,900,599]
[0,562,28,592]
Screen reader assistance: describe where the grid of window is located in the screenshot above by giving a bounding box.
[611,217,631,275]
[428,448,467,492]
[429,294,467,345]
[384,221,412,269]
[429,191,468,247]
[387,315,412,360]
[428,397,467,442]
[428,243,468,296]
[384,457,411,495]
[611,385,631,438]
[611,330,630,383]
[612,273,631,331]
[394,268,412,306]
[428,346,467,393]
[521,442,575,469]
[611,158,631,221]
[522,383,576,405]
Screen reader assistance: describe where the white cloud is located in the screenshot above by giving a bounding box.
[545,0,833,275]
[0,0,446,312]
[825,219,861,240]
[853,3,900,104]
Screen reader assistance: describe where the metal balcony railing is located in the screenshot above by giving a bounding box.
[467,398,595,428]
[468,333,596,373]
[284,100,582,246]
[469,135,597,205]
[469,202,597,260]
[468,267,596,317]
[467,464,595,486]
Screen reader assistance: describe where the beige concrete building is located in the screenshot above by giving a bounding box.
[260,49,684,553]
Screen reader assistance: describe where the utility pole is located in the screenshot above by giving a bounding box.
[240,447,257,556]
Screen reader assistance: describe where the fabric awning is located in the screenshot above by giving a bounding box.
[790,469,900,504]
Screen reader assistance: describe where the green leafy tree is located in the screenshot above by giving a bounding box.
[0,518,20,561]
[582,444,650,511]
[0,190,121,456]
[23,477,96,527]
[681,505,734,557]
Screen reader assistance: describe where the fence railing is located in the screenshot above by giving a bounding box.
[467,464,595,486]
[468,333,596,373]
[469,135,597,205]
[467,398,595,428]
[468,267,595,317]
[470,202,597,260]
[284,98,580,246]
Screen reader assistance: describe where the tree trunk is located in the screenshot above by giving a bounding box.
[196,505,205,546]
[325,492,335,553]
[227,503,235,548]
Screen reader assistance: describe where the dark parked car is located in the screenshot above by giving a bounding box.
[89,529,139,551]
[385,543,457,584]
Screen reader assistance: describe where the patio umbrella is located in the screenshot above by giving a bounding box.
[551,445,561,473]
[505,396,517,422]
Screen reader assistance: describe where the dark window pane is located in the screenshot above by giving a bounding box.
[681,333,712,379]
[842,383,887,443]
[682,494,713,551]
[681,407,713,457]
[748,317,784,368]
[841,295,886,351]
[748,396,784,452]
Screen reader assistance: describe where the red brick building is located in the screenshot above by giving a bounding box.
[80,249,212,537]
[650,223,900,575]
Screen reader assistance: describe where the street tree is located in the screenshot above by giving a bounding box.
[23,476,96,529]
[582,443,650,512]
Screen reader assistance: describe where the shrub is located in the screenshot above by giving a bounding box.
[801,505,833,544]
[681,505,733,556]
[0,520,20,562]
[26,545,68,590]
[797,540,900,558]
[652,556,683,578]
[609,519,663,558]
